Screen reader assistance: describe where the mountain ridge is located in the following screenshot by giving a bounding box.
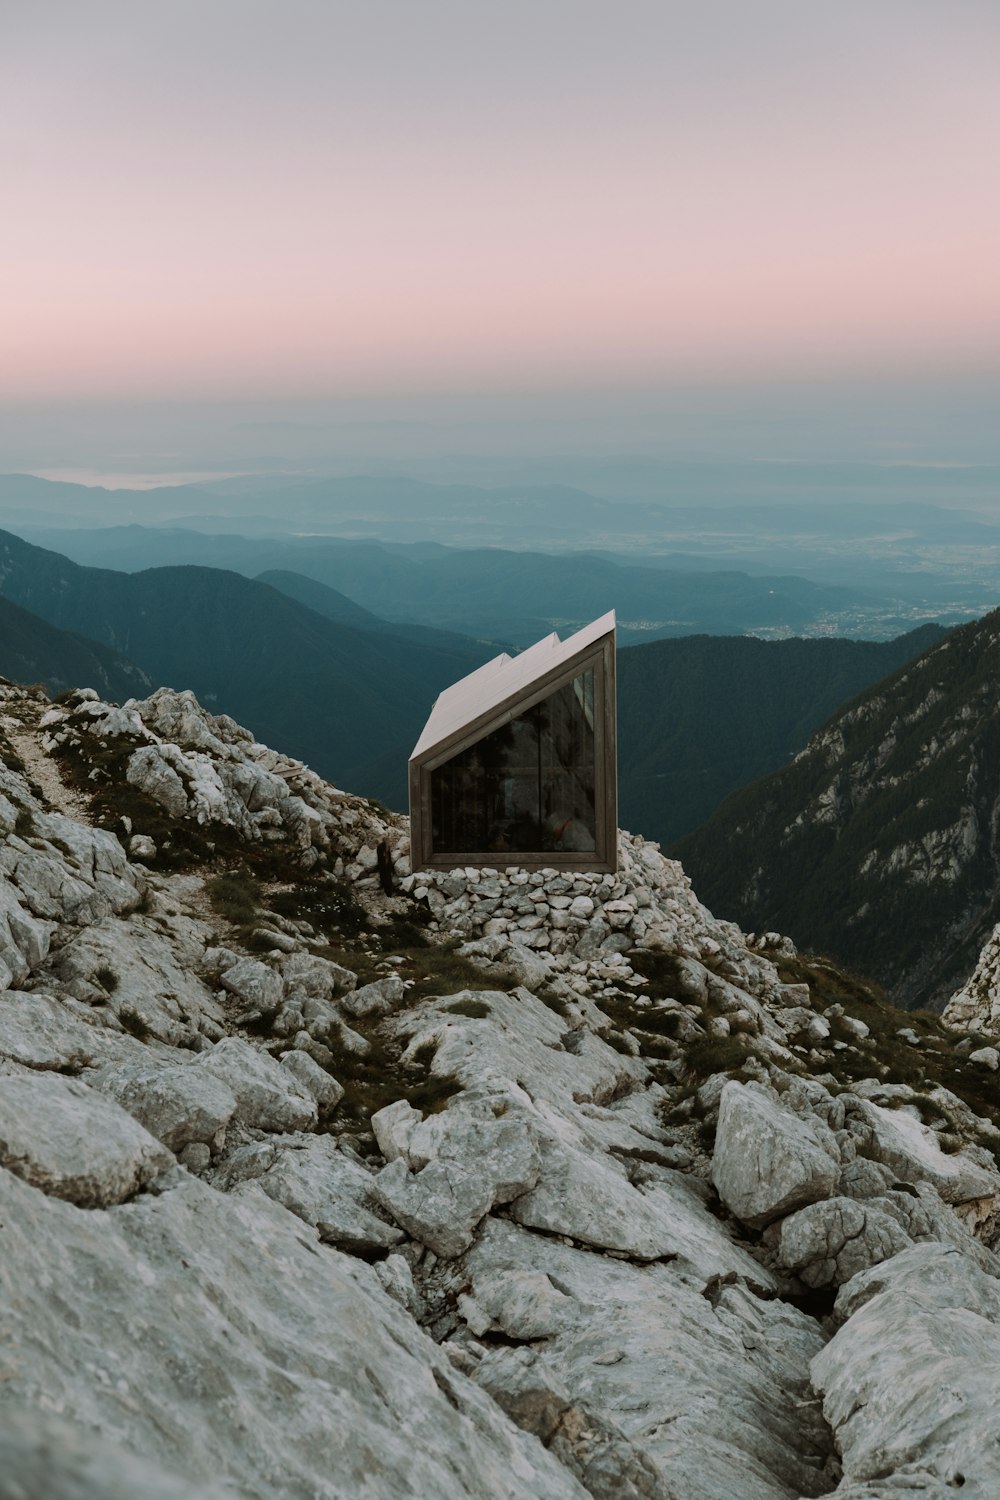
[673,607,1000,1009]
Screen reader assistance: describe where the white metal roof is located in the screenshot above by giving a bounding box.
[410,610,615,762]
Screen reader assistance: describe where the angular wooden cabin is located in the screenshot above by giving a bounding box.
[409,612,617,872]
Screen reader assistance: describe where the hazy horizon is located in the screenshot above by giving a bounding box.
[3,0,998,486]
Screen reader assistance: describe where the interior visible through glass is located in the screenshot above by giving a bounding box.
[431,669,596,855]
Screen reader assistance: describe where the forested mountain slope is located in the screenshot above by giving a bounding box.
[618,625,945,842]
[0,594,149,701]
[10,521,866,645]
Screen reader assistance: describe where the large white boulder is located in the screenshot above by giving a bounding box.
[711,1081,839,1229]
[0,1073,172,1207]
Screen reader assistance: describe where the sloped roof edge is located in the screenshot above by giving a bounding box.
[410,610,616,763]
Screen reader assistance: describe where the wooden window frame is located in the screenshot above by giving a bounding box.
[409,633,617,873]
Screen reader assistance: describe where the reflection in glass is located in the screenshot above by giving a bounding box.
[431,670,596,855]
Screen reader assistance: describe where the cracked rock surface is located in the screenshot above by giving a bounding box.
[3,681,1000,1498]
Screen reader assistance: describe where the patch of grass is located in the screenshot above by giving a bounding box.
[777,952,887,1016]
[93,965,119,993]
[1,746,27,776]
[682,1033,753,1081]
[779,950,1000,1154]
[626,950,688,1000]
[268,878,368,942]
[331,1024,461,1138]
[206,870,264,929]
[376,914,432,947]
[44,834,76,860]
[52,735,231,869]
[536,988,571,1018]
[14,807,35,838]
[406,943,514,1004]
[443,998,491,1019]
[308,932,518,1020]
[596,991,690,1058]
[601,1028,636,1056]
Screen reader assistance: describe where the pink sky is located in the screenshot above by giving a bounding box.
[3,1,999,403]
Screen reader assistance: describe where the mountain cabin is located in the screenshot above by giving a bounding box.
[408,611,617,872]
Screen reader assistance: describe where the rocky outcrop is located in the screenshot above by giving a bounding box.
[944,919,1000,1035]
[3,677,1000,1498]
[40,685,411,881]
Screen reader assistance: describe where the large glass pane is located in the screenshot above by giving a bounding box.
[431,669,596,855]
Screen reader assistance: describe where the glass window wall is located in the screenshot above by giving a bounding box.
[431,669,596,856]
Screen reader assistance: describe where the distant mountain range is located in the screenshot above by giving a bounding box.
[673,610,1000,1010]
[5,519,871,646]
[0,525,955,862]
[4,467,1000,608]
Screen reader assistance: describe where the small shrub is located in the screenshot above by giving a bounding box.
[14,807,35,838]
[93,965,119,993]
[268,878,368,942]
[206,870,263,928]
[118,1006,152,1041]
[683,1034,752,1082]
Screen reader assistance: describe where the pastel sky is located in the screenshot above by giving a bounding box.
[3,0,999,405]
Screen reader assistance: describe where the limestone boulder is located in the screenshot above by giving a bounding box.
[216,1135,405,1257]
[278,1048,344,1110]
[280,948,357,997]
[92,1062,238,1154]
[474,1346,673,1500]
[47,914,225,1046]
[219,956,284,1016]
[460,1269,572,1340]
[373,1157,494,1258]
[340,973,407,1018]
[812,1243,1000,1492]
[0,1073,172,1207]
[856,1098,999,1206]
[371,1098,543,1257]
[0,1159,586,1500]
[458,1217,830,1500]
[195,1037,318,1133]
[0,1411,229,1500]
[711,1081,839,1229]
[768,1196,913,1289]
[0,991,154,1072]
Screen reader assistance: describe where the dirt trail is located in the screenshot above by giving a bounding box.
[5,699,92,821]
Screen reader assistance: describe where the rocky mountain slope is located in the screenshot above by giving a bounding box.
[674,608,1000,1010]
[3,678,1000,1497]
